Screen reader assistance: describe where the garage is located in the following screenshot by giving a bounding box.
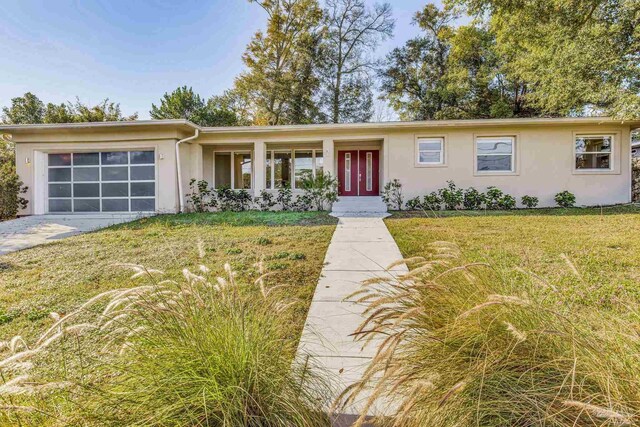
[47,150,156,213]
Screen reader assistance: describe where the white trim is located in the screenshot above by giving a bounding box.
[213,150,253,190]
[415,136,445,166]
[573,134,614,172]
[474,136,516,175]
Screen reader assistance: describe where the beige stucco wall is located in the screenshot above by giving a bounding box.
[13,137,182,215]
[383,125,632,207]
[6,120,634,215]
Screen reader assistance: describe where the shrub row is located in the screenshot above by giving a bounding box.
[187,171,338,213]
[384,179,577,211]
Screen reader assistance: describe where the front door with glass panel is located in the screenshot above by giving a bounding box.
[337,150,379,196]
[47,151,156,213]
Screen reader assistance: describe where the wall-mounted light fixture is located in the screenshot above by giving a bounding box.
[159,153,165,160]
[25,157,31,165]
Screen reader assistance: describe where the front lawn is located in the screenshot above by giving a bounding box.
[386,205,640,307]
[0,211,337,341]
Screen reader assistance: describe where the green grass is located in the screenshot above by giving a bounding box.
[0,211,337,341]
[386,205,640,307]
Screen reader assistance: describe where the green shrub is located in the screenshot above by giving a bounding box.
[555,190,576,208]
[292,193,313,212]
[254,190,276,211]
[521,195,539,208]
[406,197,422,210]
[462,187,486,210]
[498,194,516,210]
[485,186,504,210]
[382,179,404,210]
[187,179,215,212]
[299,171,338,211]
[342,242,640,427]
[422,192,442,211]
[277,184,294,211]
[438,181,463,210]
[0,162,28,219]
[0,263,330,426]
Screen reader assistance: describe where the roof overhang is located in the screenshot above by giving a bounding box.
[1,116,639,140]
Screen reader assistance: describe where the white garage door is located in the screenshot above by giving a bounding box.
[47,151,156,213]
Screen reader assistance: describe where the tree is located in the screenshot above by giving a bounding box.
[1,93,137,124]
[379,5,456,121]
[234,0,323,125]
[379,4,547,120]
[0,137,28,219]
[319,0,394,123]
[69,98,138,122]
[1,92,44,124]
[150,86,237,126]
[450,0,640,118]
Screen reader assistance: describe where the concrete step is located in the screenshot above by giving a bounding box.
[331,196,388,214]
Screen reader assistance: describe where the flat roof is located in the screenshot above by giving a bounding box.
[1,116,639,136]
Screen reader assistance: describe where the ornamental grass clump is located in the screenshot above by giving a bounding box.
[0,260,329,426]
[338,242,640,427]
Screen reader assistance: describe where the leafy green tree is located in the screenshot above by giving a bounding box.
[379,5,455,121]
[380,4,547,120]
[234,0,324,125]
[1,92,45,124]
[0,137,28,219]
[44,103,75,123]
[2,93,137,124]
[319,0,394,123]
[69,98,138,122]
[451,0,640,118]
[150,86,237,126]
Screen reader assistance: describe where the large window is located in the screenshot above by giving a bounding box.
[213,151,252,189]
[575,135,612,170]
[476,136,515,172]
[266,149,323,189]
[47,151,155,213]
[416,137,444,165]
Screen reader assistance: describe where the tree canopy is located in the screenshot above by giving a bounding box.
[1,93,137,124]
[150,86,238,127]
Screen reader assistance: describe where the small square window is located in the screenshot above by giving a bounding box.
[416,138,444,165]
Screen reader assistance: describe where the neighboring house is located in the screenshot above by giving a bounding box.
[632,141,640,158]
[1,117,639,215]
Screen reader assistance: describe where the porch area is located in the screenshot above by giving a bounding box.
[186,137,388,202]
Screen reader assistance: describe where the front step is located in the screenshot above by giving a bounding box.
[331,196,388,214]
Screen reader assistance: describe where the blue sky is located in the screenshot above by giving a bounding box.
[0,0,442,119]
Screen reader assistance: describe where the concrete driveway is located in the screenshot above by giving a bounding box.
[0,214,145,256]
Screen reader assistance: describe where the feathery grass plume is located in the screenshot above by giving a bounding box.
[562,400,633,425]
[560,253,582,279]
[337,240,640,427]
[0,259,330,426]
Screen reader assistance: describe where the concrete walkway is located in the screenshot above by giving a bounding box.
[0,214,143,256]
[296,214,407,424]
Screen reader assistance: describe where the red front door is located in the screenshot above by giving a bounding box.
[358,150,380,196]
[338,150,358,196]
[337,150,379,196]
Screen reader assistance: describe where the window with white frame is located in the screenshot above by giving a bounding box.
[214,151,252,189]
[575,135,613,170]
[476,136,515,172]
[266,149,323,189]
[416,137,444,165]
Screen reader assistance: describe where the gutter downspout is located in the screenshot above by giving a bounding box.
[175,129,199,213]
